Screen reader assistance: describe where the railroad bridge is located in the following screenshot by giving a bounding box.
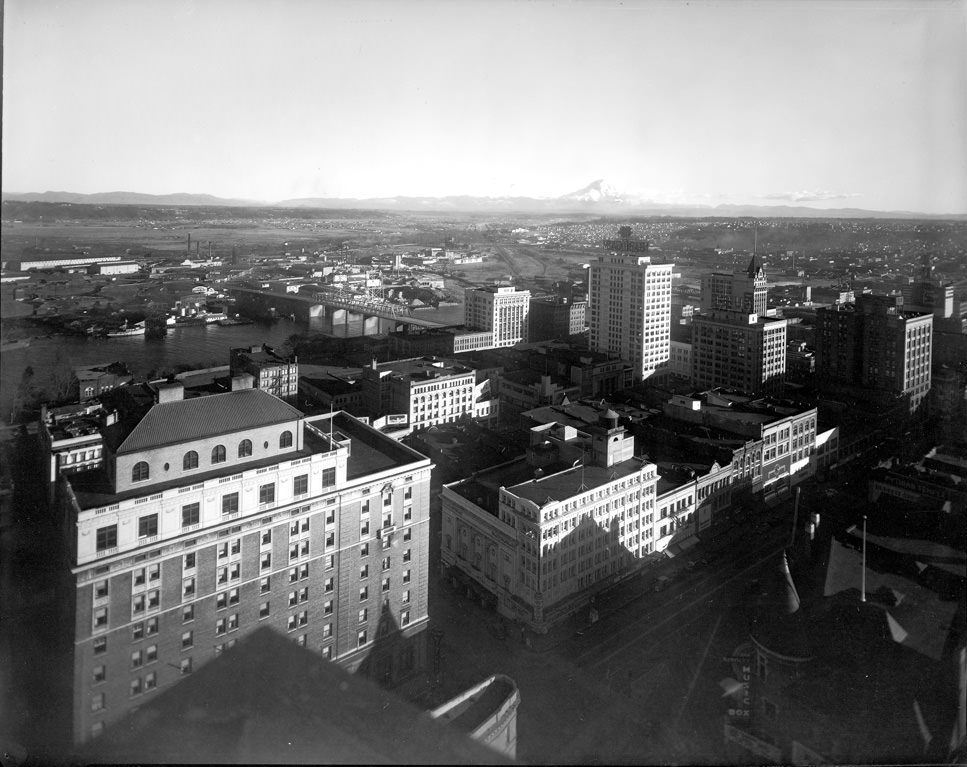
[226,285,446,332]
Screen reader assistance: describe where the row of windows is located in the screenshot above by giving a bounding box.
[131,432,295,482]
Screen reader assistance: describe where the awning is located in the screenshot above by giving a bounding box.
[664,534,700,558]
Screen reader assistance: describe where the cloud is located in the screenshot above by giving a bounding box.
[760,189,861,203]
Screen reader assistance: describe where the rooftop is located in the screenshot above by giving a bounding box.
[78,627,505,765]
[115,388,303,455]
[505,455,651,508]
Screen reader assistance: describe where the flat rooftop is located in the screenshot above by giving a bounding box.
[379,357,474,381]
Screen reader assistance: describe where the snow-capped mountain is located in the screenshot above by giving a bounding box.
[558,179,625,204]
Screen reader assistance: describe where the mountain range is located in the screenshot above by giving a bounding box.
[1,181,954,219]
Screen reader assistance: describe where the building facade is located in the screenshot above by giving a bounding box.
[528,295,587,341]
[229,344,299,402]
[690,311,788,395]
[60,387,433,744]
[816,294,933,412]
[589,227,674,381]
[464,286,530,348]
[700,256,768,315]
[359,357,477,431]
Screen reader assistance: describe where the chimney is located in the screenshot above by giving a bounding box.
[156,381,185,404]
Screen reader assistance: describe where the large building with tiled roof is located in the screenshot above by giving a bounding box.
[55,383,433,745]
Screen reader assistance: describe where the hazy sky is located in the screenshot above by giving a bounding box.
[3,0,966,213]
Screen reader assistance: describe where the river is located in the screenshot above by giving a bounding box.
[1,303,464,422]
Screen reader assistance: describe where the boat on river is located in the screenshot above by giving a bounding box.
[106,321,146,338]
[0,338,31,351]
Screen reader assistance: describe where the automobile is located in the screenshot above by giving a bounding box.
[685,559,698,571]
[654,575,672,592]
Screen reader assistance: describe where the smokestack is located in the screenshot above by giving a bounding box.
[187,233,191,257]
[208,241,212,260]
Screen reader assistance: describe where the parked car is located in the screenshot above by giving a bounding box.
[654,575,672,592]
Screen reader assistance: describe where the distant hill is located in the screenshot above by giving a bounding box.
[1,190,263,207]
[2,187,959,219]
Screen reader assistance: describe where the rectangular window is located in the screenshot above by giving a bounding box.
[323,623,332,639]
[145,671,156,691]
[95,525,117,552]
[259,483,275,505]
[401,589,410,604]
[181,503,200,528]
[381,557,391,571]
[228,613,239,631]
[403,528,411,542]
[222,493,239,516]
[260,576,271,594]
[321,467,336,486]
[402,549,411,563]
[359,543,369,557]
[401,609,410,627]
[130,678,143,697]
[184,552,196,570]
[182,604,194,623]
[322,646,332,660]
[382,577,391,593]
[91,693,105,712]
[181,631,193,649]
[261,529,272,547]
[132,621,144,640]
[131,650,143,669]
[259,602,270,618]
[324,577,334,593]
[261,552,272,571]
[360,521,369,537]
[324,600,333,616]
[359,565,369,579]
[93,665,106,683]
[93,607,108,629]
[146,617,158,636]
[216,618,227,636]
[324,555,334,570]
[183,577,195,599]
[357,630,367,647]
[358,608,368,623]
[145,644,157,663]
[94,636,107,654]
[293,474,308,496]
[359,587,368,601]
[402,569,411,584]
[94,579,109,599]
[180,657,192,674]
[288,590,298,607]
[138,514,158,539]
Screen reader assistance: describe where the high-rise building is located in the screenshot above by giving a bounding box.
[700,255,768,315]
[903,254,955,319]
[691,311,788,395]
[816,294,933,412]
[463,286,530,348]
[588,227,674,381]
[691,257,785,395]
[57,386,433,744]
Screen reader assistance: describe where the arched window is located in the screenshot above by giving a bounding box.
[183,451,198,471]
[238,439,253,458]
[279,430,293,449]
[132,461,149,482]
[211,445,226,464]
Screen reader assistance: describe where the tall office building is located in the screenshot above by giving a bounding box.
[700,255,768,315]
[691,257,784,395]
[816,294,933,412]
[588,227,674,381]
[463,286,530,348]
[691,311,788,394]
[56,384,432,744]
[903,254,955,319]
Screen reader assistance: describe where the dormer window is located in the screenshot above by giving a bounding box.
[238,439,253,458]
[212,445,226,464]
[132,461,149,482]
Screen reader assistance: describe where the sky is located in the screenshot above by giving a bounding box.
[3,0,966,214]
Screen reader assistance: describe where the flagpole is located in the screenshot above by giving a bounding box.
[861,514,867,603]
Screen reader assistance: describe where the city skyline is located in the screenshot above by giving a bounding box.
[3,0,967,215]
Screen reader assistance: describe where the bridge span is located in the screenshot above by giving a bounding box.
[226,285,450,331]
